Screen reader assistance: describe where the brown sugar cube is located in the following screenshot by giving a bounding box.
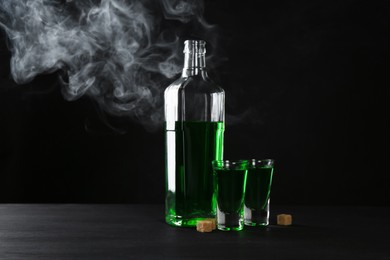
[196,220,214,233]
[204,218,216,230]
[277,214,293,226]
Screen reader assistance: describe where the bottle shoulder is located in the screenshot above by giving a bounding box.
[165,74,224,94]
[164,77,188,92]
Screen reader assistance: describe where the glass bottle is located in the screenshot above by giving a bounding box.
[164,40,225,227]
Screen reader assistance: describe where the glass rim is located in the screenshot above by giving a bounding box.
[212,159,249,170]
[212,159,249,164]
[249,159,274,167]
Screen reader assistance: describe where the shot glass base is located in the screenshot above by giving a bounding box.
[244,221,268,226]
[244,206,269,226]
[217,224,244,231]
[217,210,244,231]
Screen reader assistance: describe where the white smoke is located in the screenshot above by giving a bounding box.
[0,0,212,130]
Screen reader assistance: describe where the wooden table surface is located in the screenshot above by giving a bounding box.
[0,204,389,259]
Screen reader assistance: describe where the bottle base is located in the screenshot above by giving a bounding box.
[166,215,214,227]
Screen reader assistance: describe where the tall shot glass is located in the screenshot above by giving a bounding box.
[244,159,274,226]
[212,160,248,231]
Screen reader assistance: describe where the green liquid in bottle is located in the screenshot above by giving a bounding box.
[165,121,224,227]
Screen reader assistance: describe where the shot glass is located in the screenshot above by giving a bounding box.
[244,159,274,226]
[212,160,249,231]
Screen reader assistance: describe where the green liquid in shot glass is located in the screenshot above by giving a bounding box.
[215,169,247,213]
[244,162,274,226]
[245,166,273,210]
[214,166,247,231]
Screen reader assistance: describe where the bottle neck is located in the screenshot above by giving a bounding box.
[182,52,206,77]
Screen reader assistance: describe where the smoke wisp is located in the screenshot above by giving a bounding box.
[0,0,214,130]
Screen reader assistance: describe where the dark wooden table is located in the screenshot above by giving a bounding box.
[0,204,389,259]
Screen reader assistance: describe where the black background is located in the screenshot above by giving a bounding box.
[0,0,389,205]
